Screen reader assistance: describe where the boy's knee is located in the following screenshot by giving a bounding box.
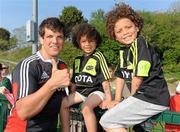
[81,105,88,114]
[81,105,93,115]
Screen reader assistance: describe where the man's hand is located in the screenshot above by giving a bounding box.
[47,58,70,90]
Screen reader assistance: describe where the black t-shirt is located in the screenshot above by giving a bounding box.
[12,51,67,132]
[71,51,111,96]
[115,36,170,106]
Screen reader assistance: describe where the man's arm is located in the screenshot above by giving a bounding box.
[16,59,70,120]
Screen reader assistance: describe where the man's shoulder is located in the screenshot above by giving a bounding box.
[14,54,40,71]
[24,54,40,63]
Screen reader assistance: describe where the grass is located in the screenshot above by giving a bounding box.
[164,72,180,83]
[0,47,32,62]
[0,47,32,71]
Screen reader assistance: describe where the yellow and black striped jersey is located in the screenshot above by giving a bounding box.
[115,36,170,106]
[71,51,111,96]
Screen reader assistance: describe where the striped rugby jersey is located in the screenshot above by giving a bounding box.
[8,51,67,132]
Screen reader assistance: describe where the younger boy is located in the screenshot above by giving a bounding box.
[60,23,112,132]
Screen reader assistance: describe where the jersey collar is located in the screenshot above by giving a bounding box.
[36,51,51,63]
[36,51,61,64]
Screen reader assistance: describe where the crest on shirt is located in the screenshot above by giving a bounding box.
[41,71,49,79]
[86,65,94,70]
[82,58,97,76]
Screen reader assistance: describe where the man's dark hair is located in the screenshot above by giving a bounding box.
[72,23,102,49]
[39,17,66,38]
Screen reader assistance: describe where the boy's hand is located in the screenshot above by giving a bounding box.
[108,100,119,108]
[99,99,112,109]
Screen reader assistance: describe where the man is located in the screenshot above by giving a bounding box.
[5,17,70,132]
[0,63,12,93]
[1,63,12,82]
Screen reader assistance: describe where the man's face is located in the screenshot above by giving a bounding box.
[40,28,65,59]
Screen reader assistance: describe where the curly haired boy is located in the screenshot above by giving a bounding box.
[100,3,170,132]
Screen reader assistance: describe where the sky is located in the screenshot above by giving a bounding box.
[0,0,178,33]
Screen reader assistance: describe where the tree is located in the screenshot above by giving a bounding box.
[140,11,180,73]
[0,28,17,50]
[0,28,10,41]
[59,42,82,68]
[89,9,106,36]
[0,39,9,50]
[59,6,87,37]
[98,38,121,65]
[9,36,17,48]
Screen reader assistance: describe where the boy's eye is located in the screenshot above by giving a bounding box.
[47,35,53,38]
[115,29,122,33]
[89,40,96,43]
[57,35,64,39]
[117,30,122,33]
[126,25,132,29]
[81,40,87,43]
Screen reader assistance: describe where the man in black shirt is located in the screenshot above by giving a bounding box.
[5,17,70,132]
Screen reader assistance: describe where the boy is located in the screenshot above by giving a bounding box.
[100,3,170,132]
[60,23,112,132]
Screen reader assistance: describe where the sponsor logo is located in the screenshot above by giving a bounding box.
[41,71,49,79]
[121,71,131,78]
[75,75,93,83]
[86,65,94,70]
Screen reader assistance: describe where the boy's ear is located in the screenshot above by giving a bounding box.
[136,27,140,32]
